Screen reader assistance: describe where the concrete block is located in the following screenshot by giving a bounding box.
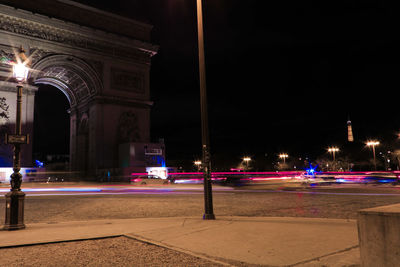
[358,203,400,267]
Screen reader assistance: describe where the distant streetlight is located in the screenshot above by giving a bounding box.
[243,157,251,171]
[3,47,30,230]
[327,147,339,171]
[194,160,202,172]
[327,147,339,161]
[279,153,288,164]
[196,0,215,220]
[366,141,380,171]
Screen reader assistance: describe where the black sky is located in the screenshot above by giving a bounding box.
[38,0,400,168]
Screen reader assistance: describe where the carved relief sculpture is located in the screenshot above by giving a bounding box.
[111,68,144,94]
[117,111,141,144]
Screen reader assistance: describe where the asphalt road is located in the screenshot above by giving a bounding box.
[1,182,400,223]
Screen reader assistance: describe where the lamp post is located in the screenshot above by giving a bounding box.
[328,147,339,171]
[278,153,288,170]
[279,153,288,164]
[3,47,29,230]
[243,157,251,171]
[194,160,202,172]
[367,141,380,171]
[196,0,215,220]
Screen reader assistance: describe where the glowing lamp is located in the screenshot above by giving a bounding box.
[328,147,339,153]
[13,62,29,82]
[366,140,379,171]
[366,141,380,147]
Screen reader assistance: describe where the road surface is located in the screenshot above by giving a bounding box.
[1,182,400,223]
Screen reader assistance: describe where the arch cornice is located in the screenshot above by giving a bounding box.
[0,6,158,63]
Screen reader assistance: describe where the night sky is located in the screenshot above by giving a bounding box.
[35,1,400,169]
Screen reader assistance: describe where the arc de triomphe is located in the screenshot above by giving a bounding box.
[0,1,158,175]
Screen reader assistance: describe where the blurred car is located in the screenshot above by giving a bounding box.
[361,172,399,185]
[130,175,170,185]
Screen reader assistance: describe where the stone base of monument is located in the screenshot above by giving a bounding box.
[358,203,400,267]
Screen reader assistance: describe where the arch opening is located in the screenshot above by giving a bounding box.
[33,84,70,171]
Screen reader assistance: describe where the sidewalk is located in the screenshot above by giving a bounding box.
[0,216,360,266]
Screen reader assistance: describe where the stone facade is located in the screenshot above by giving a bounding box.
[0,1,158,176]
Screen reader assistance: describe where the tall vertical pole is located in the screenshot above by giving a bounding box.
[372,145,377,171]
[4,84,26,230]
[13,85,23,189]
[196,0,215,220]
[333,151,336,171]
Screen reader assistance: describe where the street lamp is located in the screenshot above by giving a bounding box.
[328,147,339,171]
[196,0,215,220]
[366,140,380,171]
[243,157,251,171]
[327,147,339,161]
[279,153,288,164]
[194,160,202,172]
[3,47,30,230]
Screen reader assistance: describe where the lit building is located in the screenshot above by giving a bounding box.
[118,139,166,175]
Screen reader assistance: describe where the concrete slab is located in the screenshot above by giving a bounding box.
[0,216,359,266]
[130,217,358,266]
[0,218,182,247]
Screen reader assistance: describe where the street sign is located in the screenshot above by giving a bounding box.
[5,134,29,145]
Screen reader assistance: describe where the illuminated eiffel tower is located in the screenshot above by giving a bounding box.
[347,116,354,142]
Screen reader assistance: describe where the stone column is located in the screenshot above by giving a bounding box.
[69,110,77,171]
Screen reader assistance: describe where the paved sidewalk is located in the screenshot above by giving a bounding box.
[0,216,360,266]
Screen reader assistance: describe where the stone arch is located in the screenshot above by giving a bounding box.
[29,54,103,108]
[29,54,103,175]
[0,2,158,176]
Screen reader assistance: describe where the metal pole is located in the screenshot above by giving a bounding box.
[196,0,215,220]
[333,152,336,171]
[4,84,26,230]
[12,85,23,189]
[10,143,22,186]
[373,146,377,171]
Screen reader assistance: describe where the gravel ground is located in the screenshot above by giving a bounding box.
[0,236,225,267]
